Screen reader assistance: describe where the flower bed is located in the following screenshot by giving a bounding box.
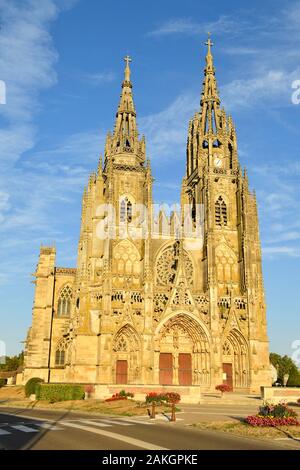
[246,402,299,427]
[105,390,134,402]
[246,415,299,427]
[215,384,232,394]
[145,392,181,404]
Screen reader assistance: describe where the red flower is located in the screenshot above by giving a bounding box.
[246,415,300,427]
[215,384,231,393]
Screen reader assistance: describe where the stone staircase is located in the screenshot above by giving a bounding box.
[200,392,262,405]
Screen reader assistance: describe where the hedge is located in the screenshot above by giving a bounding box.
[35,383,85,402]
[25,377,44,397]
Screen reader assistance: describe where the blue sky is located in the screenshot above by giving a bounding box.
[0,0,299,360]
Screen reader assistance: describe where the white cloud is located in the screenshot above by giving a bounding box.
[263,246,300,257]
[223,47,259,55]
[0,0,81,287]
[221,69,300,110]
[83,71,115,85]
[28,129,105,163]
[147,15,246,37]
[140,93,198,161]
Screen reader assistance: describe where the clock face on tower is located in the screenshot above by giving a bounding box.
[214,155,222,167]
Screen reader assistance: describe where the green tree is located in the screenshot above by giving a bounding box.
[0,352,24,372]
[270,353,299,384]
[286,367,300,387]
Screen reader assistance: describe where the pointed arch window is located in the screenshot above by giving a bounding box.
[120,197,132,223]
[57,285,72,317]
[55,350,65,366]
[215,196,228,226]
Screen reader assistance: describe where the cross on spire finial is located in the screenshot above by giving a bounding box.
[124,55,132,82]
[124,55,132,67]
[205,32,214,52]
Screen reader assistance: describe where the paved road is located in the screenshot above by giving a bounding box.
[0,407,299,450]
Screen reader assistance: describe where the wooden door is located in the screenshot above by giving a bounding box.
[178,353,192,385]
[159,353,173,385]
[222,362,233,389]
[116,360,128,384]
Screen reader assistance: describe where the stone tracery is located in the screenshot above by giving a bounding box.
[156,244,193,286]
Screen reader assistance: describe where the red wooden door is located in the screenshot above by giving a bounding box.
[222,363,233,389]
[159,353,173,385]
[178,353,192,385]
[116,360,128,384]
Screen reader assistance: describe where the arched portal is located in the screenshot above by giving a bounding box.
[112,324,141,384]
[155,314,210,386]
[222,329,249,389]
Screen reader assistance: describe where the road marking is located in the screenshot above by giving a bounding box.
[61,421,168,450]
[80,419,112,428]
[97,418,133,426]
[117,417,154,425]
[36,422,63,431]
[11,425,39,433]
[0,429,11,435]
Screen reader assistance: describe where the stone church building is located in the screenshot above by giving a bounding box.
[23,39,271,400]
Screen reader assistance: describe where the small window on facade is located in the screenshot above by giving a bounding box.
[55,350,65,366]
[120,197,132,223]
[215,196,228,226]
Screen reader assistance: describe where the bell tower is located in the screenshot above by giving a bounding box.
[68,57,153,384]
[183,35,270,391]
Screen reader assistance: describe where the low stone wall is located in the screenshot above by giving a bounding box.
[94,384,202,404]
[261,386,300,404]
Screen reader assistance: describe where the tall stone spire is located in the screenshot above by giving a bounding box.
[185,34,239,180]
[200,33,221,133]
[117,55,136,116]
[104,56,145,164]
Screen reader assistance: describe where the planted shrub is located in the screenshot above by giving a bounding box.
[215,384,231,395]
[165,392,181,404]
[105,390,134,402]
[25,377,44,397]
[258,402,297,419]
[145,392,167,404]
[35,383,84,402]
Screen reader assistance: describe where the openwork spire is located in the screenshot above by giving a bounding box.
[113,55,138,147]
[104,56,145,163]
[185,34,239,183]
[200,33,221,133]
[117,55,136,115]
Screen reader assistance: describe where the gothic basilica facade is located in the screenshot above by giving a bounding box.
[23,39,271,400]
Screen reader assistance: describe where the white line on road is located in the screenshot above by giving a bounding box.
[97,418,133,426]
[11,425,39,433]
[36,423,63,431]
[0,429,10,435]
[80,419,112,428]
[61,421,168,450]
[116,417,154,425]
